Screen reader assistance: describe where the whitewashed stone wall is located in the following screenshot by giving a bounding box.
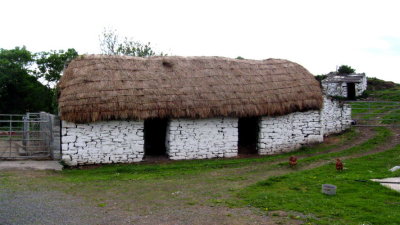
[322,82,348,97]
[358,75,368,95]
[257,96,352,155]
[60,98,351,165]
[321,97,352,136]
[258,111,323,155]
[61,121,144,166]
[167,118,238,160]
[322,76,367,97]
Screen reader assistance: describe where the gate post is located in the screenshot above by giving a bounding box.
[40,112,61,160]
[50,115,61,160]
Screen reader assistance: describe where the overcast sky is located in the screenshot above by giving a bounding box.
[2,0,400,82]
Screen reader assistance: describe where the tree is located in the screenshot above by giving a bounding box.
[0,47,53,113]
[337,65,355,75]
[34,48,78,114]
[314,74,327,84]
[34,48,78,86]
[99,28,164,57]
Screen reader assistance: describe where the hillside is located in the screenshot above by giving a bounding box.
[366,77,400,101]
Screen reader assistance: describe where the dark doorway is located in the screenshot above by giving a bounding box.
[144,118,168,157]
[347,83,356,100]
[238,117,260,155]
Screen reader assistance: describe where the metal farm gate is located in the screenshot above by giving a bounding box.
[0,113,52,159]
[347,101,400,127]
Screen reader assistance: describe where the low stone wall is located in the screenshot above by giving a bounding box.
[167,118,238,160]
[258,111,323,155]
[61,121,144,166]
[321,97,352,136]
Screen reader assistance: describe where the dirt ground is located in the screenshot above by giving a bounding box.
[0,127,399,225]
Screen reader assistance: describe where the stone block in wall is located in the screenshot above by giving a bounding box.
[224,152,237,158]
[306,135,324,143]
[63,135,76,143]
[74,141,86,147]
[61,127,67,136]
[62,155,77,166]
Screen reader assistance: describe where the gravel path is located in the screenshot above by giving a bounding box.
[0,188,281,225]
[0,189,132,225]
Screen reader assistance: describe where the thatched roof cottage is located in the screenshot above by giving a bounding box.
[59,55,351,166]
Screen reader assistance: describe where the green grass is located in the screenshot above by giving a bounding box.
[350,102,382,115]
[368,87,400,101]
[382,109,400,124]
[59,129,358,182]
[298,127,391,164]
[350,86,400,124]
[350,102,395,115]
[238,143,400,225]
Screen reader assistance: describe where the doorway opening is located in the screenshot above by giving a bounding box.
[347,82,356,100]
[238,117,260,155]
[144,118,168,158]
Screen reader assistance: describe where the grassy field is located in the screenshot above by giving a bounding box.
[238,144,400,225]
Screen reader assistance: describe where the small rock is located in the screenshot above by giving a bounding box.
[389,166,400,172]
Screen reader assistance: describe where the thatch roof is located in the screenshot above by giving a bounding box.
[58,55,322,123]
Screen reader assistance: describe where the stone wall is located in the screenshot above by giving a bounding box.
[321,97,352,136]
[322,82,347,97]
[358,75,368,96]
[61,121,144,166]
[167,118,238,160]
[322,76,367,98]
[257,96,351,155]
[258,111,323,155]
[60,97,351,165]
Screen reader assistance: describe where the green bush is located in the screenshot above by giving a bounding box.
[337,65,355,75]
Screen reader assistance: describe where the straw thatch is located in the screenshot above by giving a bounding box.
[58,55,322,123]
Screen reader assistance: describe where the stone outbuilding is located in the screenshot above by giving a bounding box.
[322,73,367,100]
[58,55,351,166]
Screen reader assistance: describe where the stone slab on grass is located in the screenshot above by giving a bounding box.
[371,177,400,192]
